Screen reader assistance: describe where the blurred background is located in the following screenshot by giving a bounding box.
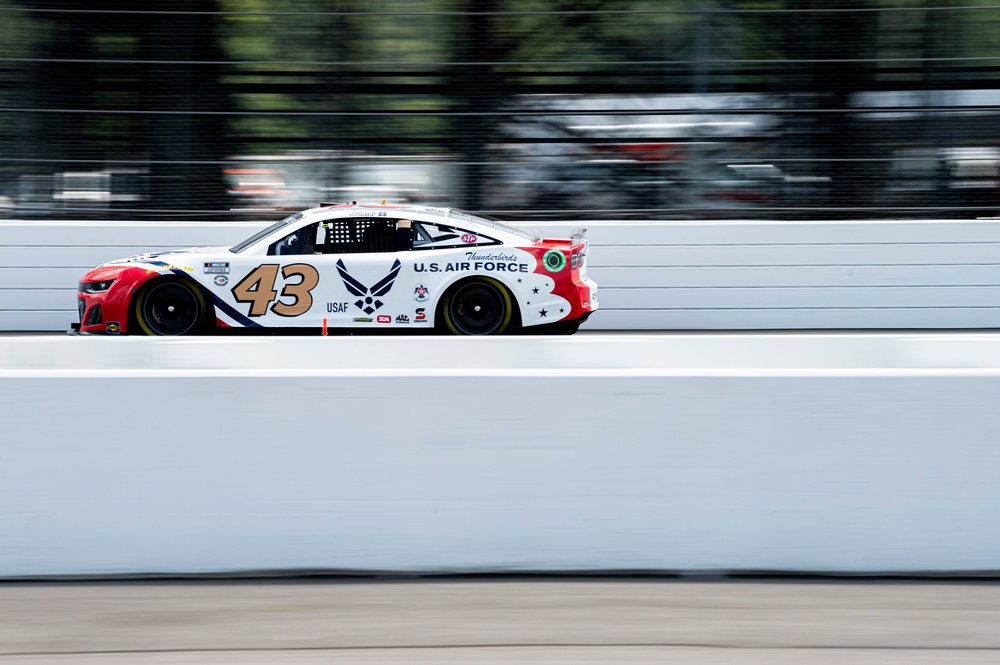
[3,0,1000,220]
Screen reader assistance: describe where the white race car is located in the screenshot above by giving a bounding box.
[75,203,599,335]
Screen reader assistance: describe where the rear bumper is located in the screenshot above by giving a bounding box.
[522,311,591,335]
[581,277,598,312]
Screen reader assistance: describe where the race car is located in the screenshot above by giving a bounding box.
[74,203,598,335]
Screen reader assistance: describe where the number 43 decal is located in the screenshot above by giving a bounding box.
[232,264,320,317]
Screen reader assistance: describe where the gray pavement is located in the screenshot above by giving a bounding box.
[2,579,999,663]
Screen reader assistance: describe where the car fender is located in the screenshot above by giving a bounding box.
[126,264,223,332]
[431,272,522,328]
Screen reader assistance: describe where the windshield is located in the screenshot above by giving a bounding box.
[230,212,303,253]
[448,209,540,242]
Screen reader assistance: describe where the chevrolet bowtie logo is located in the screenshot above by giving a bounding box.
[337,259,402,315]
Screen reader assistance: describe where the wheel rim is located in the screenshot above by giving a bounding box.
[141,282,200,335]
[448,281,507,335]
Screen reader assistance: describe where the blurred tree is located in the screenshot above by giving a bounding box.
[780,0,876,211]
[0,3,48,183]
[5,0,1000,217]
[144,1,231,213]
[451,0,499,209]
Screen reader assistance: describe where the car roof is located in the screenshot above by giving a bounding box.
[308,201,450,219]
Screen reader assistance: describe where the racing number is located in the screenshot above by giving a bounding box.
[272,264,320,316]
[232,265,278,316]
[232,263,320,317]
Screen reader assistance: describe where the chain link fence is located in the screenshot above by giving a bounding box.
[3,1,1000,220]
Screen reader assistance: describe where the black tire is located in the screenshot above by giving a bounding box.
[133,280,206,336]
[441,277,514,336]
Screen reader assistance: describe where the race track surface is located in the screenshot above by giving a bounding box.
[2,579,999,664]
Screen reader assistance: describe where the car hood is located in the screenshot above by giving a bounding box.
[107,246,230,266]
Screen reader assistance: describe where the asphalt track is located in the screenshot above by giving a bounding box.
[2,579,1000,664]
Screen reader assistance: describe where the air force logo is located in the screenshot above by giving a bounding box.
[337,259,402,315]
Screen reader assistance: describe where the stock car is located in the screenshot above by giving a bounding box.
[74,202,598,336]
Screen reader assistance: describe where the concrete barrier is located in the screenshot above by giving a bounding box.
[4,218,1000,331]
[2,334,1000,577]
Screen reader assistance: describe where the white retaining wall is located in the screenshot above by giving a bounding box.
[4,218,1000,331]
[2,334,1000,577]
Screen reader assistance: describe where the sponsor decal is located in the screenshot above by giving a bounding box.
[337,259,402,315]
[413,283,430,301]
[204,262,230,274]
[465,250,521,262]
[377,314,391,324]
[411,251,531,274]
[106,321,121,334]
[542,249,567,273]
[414,260,529,274]
[145,264,193,275]
[353,317,373,323]
[395,314,410,324]
[326,302,349,313]
[461,233,478,243]
[414,307,428,322]
[213,275,229,287]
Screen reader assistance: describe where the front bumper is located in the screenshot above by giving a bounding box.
[76,267,147,334]
[78,290,127,334]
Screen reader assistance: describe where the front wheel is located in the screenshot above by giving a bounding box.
[441,278,514,335]
[133,280,206,335]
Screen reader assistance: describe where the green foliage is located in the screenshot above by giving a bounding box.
[7,0,1000,213]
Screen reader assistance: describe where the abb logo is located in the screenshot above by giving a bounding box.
[377,314,391,324]
[461,233,478,243]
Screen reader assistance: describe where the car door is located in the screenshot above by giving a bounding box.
[220,220,326,329]
[223,215,416,330]
[320,217,410,327]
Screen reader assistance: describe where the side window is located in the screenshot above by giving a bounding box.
[313,217,411,255]
[359,219,396,253]
[413,222,459,247]
[413,222,498,249]
[268,222,319,256]
[266,219,498,255]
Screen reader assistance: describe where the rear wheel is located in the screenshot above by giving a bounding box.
[134,280,206,335]
[442,277,513,335]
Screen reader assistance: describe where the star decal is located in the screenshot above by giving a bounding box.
[560,308,564,313]
[539,308,548,318]
[532,287,539,294]
[517,278,522,283]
